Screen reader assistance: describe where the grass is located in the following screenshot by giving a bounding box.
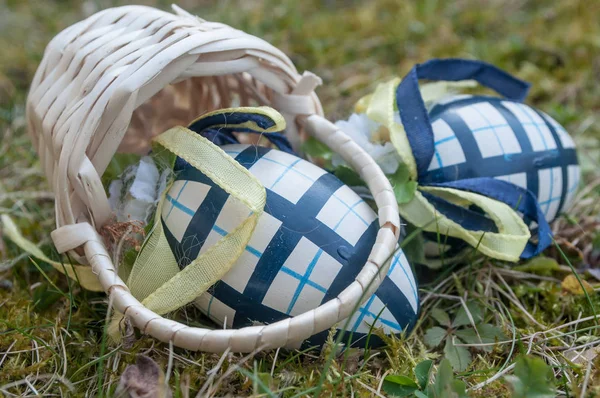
[0,0,599,396]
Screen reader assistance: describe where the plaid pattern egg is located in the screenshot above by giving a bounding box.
[161,144,419,348]
[423,95,580,222]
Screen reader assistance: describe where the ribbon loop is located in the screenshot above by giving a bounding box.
[429,178,552,259]
[367,64,550,261]
[187,106,295,154]
[396,58,531,179]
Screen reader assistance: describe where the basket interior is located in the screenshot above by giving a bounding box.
[121,73,280,155]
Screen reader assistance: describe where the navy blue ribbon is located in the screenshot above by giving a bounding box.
[200,128,295,154]
[188,111,295,154]
[179,110,296,172]
[395,58,550,258]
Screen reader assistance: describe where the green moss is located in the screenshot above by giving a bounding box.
[0,0,599,395]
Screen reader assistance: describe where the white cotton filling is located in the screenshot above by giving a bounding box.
[333,113,401,175]
[108,179,124,213]
[108,156,168,225]
[129,157,160,203]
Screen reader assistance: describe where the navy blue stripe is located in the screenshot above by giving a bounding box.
[435,110,483,178]
[321,221,379,304]
[303,276,419,349]
[429,95,511,118]
[208,279,393,349]
[233,145,272,169]
[242,173,349,302]
[168,146,271,268]
[376,277,418,331]
[493,101,539,199]
[264,173,348,262]
[209,282,289,328]
[241,208,304,302]
[537,111,568,216]
[421,147,578,185]
[167,168,230,268]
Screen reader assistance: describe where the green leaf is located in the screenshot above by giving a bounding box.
[424,326,447,348]
[454,324,506,353]
[504,355,556,398]
[257,372,276,394]
[415,360,433,390]
[102,153,141,188]
[428,359,468,398]
[389,161,411,182]
[393,180,418,204]
[333,165,365,187]
[443,338,472,372]
[514,256,560,275]
[401,224,426,264]
[452,301,483,328]
[32,283,63,311]
[301,137,333,160]
[382,375,419,397]
[388,162,418,204]
[431,308,452,327]
[237,368,276,397]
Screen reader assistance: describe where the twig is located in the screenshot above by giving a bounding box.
[490,277,547,329]
[165,340,174,386]
[271,347,280,377]
[470,363,516,391]
[208,344,269,396]
[196,348,232,397]
[344,371,385,397]
[580,358,593,398]
[0,341,16,369]
[0,374,74,395]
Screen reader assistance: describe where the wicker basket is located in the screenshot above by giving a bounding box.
[26,5,401,353]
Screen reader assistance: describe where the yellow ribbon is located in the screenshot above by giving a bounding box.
[0,214,104,291]
[125,107,283,315]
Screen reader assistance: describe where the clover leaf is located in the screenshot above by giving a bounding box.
[383,359,468,398]
[427,359,468,398]
[504,355,556,398]
[382,359,434,397]
[424,302,505,372]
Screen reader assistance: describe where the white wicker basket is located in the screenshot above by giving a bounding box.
[26,5,401,353]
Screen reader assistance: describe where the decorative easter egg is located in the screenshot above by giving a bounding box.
[161,144,419,347]
[422,95,580,222]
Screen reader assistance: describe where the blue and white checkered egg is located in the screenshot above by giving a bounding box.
[161,144,419,348]
[423,95,580,222]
